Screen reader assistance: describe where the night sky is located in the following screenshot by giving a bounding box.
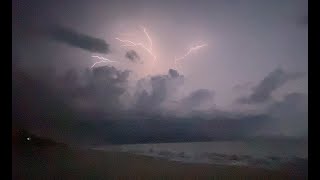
[12,0,308,145]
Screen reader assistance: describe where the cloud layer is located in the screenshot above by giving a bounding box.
[12,65,308,145]
[47,25,110,54]
[237,68,305,104]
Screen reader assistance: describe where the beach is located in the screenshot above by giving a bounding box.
[12,145,307,179]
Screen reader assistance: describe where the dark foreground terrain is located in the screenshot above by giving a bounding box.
[12,129,307,179]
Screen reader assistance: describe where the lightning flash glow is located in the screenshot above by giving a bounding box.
[90,26,207,70]
[115,26,156,61]
[91,55,117,69]
[174,44,208,64]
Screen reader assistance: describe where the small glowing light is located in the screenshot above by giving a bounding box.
[27,137,31,141]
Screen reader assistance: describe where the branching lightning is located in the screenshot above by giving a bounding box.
[90,26,207,70]
[141,26,152,51]
[91,55,117,69]
[115,26,156,61]
[174,44,208,64]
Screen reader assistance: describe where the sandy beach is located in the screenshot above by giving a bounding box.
[12,144,307,180]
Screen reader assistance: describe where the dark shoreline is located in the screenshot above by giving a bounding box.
[13,145,307,179]
[12,129,307,179]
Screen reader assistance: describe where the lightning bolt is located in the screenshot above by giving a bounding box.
[115,26,156,61]
[174,44,208,64]
[91,55,117,69]
[140,26,152,51]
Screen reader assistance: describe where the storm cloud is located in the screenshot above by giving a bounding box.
[134,69,184,112]
[125,50,141,63]
[47,25,110,54]
[237,68,305,104]
[12,0,308,146]
[57,66,131,112]
[257,92,308,137]
[179,89,214,111]
[12,65,307,145]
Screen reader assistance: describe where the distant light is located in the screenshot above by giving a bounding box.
[27,137,31,141]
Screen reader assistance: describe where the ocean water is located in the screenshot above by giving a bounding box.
[92,139,308,169]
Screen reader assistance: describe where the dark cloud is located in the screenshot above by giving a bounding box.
[84,114,269,144]
[12,65,307,145]
[58,66,130,112]
[232,82,254,92]
[168,69,179,78]
[257,93,308,137]
[12,65,132,144]
[237,68,305,104]
[134,69,184,111]
[180,89,214,111]
[47,25,110,54]
[13,65,130,123]
[125,50,141,63]
[125,69,213,115]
